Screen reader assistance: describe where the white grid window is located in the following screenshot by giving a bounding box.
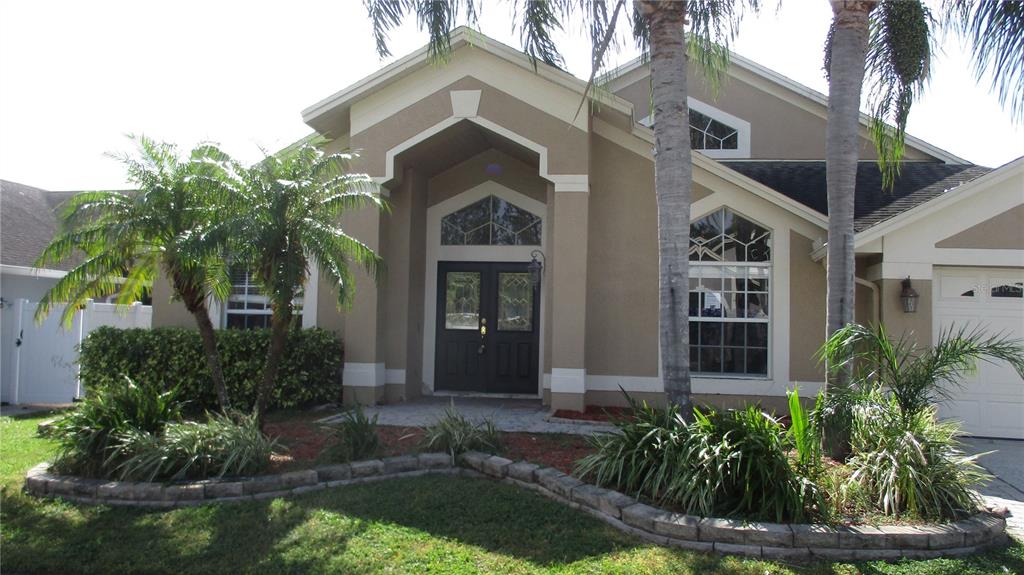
[225,268,302,329]
[688,209,771,377]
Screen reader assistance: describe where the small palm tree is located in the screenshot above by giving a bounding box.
[215,143,385,425]
[35,136,235,410]
[819,322,1024,423]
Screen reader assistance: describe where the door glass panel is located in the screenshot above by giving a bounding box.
[497,272,533,331]
[445,272,480,330]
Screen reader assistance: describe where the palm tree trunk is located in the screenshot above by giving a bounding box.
[824,0,875,458]
[253,306,291,428]
[644,0,694,416]
[191,305,231,411]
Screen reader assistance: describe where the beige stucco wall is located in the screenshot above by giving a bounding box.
[788,231,826,382]
[150,272,193,328]
[613,72,933,161]
[551,192,589,369]
[427,148,545,207]
[879,278,932,348]
[935,204,1024,250]
[351,76,588,181]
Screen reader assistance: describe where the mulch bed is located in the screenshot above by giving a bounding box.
[265,412,595,475]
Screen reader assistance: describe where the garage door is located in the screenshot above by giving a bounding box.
[934,267,1024,439]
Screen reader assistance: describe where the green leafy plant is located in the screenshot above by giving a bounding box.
[79,326,344,412]
[114,412,277,481]
[576,393,822,522]
[320,405,380,463]
[50,376,182,477]
[421,402,502,457]
[787,388,823,475]
[846,390,989,519]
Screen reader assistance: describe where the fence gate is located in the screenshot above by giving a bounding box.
[7,299,152,405]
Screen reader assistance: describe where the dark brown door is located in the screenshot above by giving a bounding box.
[435,261,539,394]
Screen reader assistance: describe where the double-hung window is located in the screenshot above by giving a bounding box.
[225,268,303,329]
[688,208,771,377]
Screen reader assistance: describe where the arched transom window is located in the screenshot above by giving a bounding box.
[441,195,541,246]
[688,208,771,377]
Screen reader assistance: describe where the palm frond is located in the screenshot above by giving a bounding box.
[515,0,565,69]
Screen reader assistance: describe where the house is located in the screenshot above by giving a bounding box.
[0,180,151,405]
[150,28,1024,439]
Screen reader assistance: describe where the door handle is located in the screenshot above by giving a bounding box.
[479,317,487,337]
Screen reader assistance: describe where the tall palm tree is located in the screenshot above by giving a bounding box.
[35,136,235,410]
[823,0,933,455]
[944,0,1024,124]
[212,143,384,425]
[364,0,758,414]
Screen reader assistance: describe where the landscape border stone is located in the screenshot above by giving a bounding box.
[24,452,1008,561]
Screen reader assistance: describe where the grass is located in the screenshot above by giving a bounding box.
[2,412,1023,575]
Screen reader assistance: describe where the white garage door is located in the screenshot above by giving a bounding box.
[934,267,1024,439]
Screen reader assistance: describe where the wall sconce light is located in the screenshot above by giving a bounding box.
[528,250,546,288]
[900,277,919,313]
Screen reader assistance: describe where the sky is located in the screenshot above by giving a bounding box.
[1,0,1021,191]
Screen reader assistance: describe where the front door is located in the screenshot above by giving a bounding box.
[435,261,540,394]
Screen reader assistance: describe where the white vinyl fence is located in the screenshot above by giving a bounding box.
[5,299,151,405]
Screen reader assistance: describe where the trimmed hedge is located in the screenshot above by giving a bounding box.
[80,327,344,411]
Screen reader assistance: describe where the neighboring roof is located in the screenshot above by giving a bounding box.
[602,54,969,166]
[0,180,78,271]
[720,161,993,232]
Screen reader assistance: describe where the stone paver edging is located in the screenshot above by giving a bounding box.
[24,451,1009,561]
[456,451,1009,561]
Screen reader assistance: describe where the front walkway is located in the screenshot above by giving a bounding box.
[320,396,611,435]
[964,437,1024,536]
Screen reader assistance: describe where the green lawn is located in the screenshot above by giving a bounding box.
[2,413,1022,575]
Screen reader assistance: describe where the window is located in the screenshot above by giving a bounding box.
[688,208,771,377]
[441,195,541,246]
[225,268,302,329]
[689,109,738,150]
[991,282,1023,298]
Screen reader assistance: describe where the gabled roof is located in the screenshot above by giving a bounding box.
[0,180,78,271]
[602,54,969,166]
[720,162,992,232]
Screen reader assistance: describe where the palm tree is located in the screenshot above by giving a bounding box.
[35,135,235,410]
[944,0,1024,124]
[363,0,759,414]
[822,0,933,455]
[214,143,384,425]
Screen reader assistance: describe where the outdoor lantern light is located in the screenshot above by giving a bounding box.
[900,277,919,313]
[528,250,546,288]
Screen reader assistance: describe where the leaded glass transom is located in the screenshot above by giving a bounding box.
[441,196,541,246]
[689,109,739,150]
[690,208,771,262]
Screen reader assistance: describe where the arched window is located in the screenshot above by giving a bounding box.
[688,208,771,377]
[441,195,541,246]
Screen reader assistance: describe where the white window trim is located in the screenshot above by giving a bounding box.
[638,97,751,159]
[220,268,316,329]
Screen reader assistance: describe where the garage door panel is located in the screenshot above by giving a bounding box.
[934,267,1024,439]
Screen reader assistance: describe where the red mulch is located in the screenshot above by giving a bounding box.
[552,405,633,422]
[264,412,595,475]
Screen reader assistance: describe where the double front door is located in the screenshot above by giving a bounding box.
[435,261,540,394]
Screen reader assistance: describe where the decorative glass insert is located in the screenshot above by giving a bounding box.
[225,267,302,330]
[991,282,1023,298]
[688,209,770,377]
[445,272,481,330]
[689,109,739,150]
[441,195,541,246]
[497,272,533,331]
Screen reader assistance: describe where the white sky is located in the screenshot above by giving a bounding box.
[1,0,1021,191]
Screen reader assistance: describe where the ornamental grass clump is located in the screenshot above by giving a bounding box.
[421,402,502,457]
[114,413,277,481]
[320,405,380,463]
[50,376,182,477]
[575,393,822,522]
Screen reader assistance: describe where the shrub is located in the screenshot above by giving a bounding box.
[319,405,380,463]
[421,403,502,457]
[846,390,988,519]
[50,376,182,478]
[79,327,344,412]
[576,394,821,522]
[114,412,277,481]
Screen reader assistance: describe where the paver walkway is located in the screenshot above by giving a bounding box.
[319,396,612,435]
[964,437,1024,536]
